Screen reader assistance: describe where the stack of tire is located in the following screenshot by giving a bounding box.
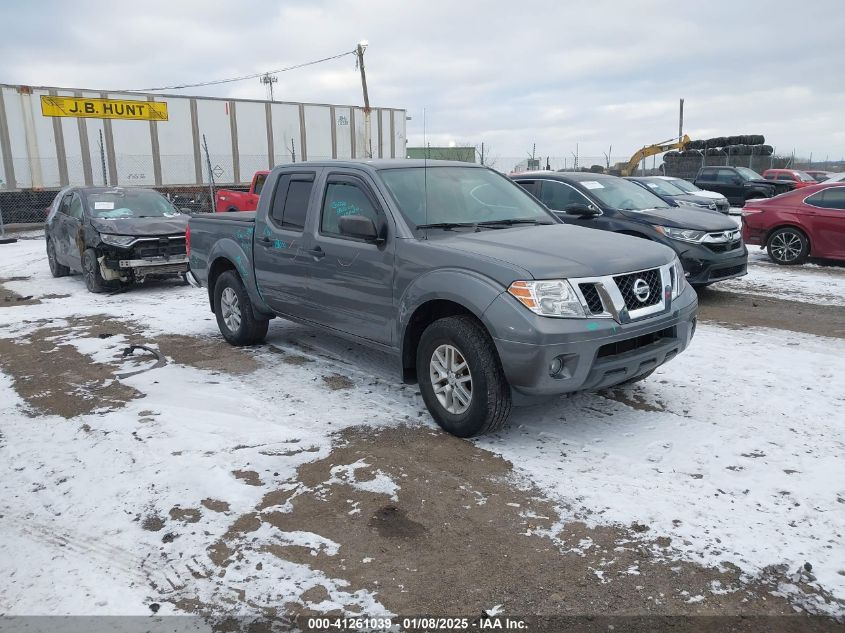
[663,134,774,178]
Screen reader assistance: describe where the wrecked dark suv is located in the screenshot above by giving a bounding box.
[45,187,190,293]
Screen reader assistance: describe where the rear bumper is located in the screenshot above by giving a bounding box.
[485,287,698,397]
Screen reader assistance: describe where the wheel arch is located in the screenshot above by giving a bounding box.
[207,256,238,312]
[400,299,484,383]
[765,223,812,252]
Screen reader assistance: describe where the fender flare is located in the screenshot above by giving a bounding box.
[396,268,506,361]
[206,238,273,317]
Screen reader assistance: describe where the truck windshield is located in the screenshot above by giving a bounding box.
[379,166,554,228]
[85,189,180,219]
[736,167,764,181]
[582,177,671,211]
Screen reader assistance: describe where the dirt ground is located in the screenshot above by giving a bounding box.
[167,425,836,624]
[697,288,845,339]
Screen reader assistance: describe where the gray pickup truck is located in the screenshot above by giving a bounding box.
[187,160,698,437]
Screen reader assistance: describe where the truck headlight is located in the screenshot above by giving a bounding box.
[654,226,707,243]
[671,258,687,299]
[100,234,135,247]
[508,280,586,318]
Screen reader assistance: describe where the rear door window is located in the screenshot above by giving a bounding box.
[539,180,591,211]
[269,173,315,231]
[516,180,539,198]
[807,187,845,210]
[68,193,84,220]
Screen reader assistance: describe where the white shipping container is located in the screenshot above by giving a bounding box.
[0,83,407,192]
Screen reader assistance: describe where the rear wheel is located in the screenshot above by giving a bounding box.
[46,239,69,278]
[416,315,511,438]
[214,270,269,345]
[767,227,809,265]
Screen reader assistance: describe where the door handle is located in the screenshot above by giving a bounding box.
[259,236,272,245]
[306,246,325,259]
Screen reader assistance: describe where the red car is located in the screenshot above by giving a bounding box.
[761,168,817,189]
[742,183,845,264]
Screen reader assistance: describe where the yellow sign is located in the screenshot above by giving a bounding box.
[40,95,168,121]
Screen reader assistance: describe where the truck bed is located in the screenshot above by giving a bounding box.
[191,211,256,223]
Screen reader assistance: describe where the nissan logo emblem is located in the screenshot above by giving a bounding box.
[633,278,650,303]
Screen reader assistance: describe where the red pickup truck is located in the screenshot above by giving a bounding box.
[215,171,269,213]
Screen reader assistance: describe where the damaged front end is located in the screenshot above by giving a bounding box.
[97,233,189,283]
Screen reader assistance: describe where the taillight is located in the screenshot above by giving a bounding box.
[185,224,191,257]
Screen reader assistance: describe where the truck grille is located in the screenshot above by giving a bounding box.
[613,269,662,311]
[597,326,675,358]
[579,283,604,314]
[131,236,186,259]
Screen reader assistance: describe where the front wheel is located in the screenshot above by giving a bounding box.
[214,270,269,346]
[82,248,116,293]
[416,315,511,437]
[767,227,809,265]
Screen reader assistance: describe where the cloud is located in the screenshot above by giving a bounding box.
[1,0,842,163]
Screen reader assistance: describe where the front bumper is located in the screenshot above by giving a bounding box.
[484,286,698,397]
[668,240,748,285]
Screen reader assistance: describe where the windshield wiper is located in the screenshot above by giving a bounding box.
[476,218,554,226]
[415,222,480,230]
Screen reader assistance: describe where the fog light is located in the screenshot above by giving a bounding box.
[690,317,697,339]
[549,357,563,377]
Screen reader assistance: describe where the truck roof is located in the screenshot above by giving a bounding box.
[275,159,484,171]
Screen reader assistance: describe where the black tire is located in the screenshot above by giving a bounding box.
[46,238,69,278]
[213,270,269,346]
[767,227,809,265]
[416,315,511,438]
[82,248,116,293]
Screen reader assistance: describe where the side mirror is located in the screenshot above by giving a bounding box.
[563,203,600,218]
[338,214,380,241]
[732,177,743,185]
[179,207,193,214]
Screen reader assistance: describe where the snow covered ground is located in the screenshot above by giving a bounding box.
[0,231,843,618]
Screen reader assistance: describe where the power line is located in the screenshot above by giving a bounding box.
[127,49,357,92]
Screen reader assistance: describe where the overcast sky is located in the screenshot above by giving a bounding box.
[2,0,843,164]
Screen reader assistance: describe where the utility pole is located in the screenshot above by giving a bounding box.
[259,73,278,101]
[678,98,684,143]
[356,41,372,158]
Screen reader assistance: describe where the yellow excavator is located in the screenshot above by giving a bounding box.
[617,134,690,176]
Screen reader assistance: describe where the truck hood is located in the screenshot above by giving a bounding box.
[90,214,189,237]
[430,224,676,279]
[621,206,736,231]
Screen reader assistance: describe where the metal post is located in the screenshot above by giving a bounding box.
[678,98,684,143]
[202,134,215,211]
[98,129,107,186]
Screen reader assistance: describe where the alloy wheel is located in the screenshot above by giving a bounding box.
[429,343,473,415]
[770,231,803,262]
[220,287,241,332]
